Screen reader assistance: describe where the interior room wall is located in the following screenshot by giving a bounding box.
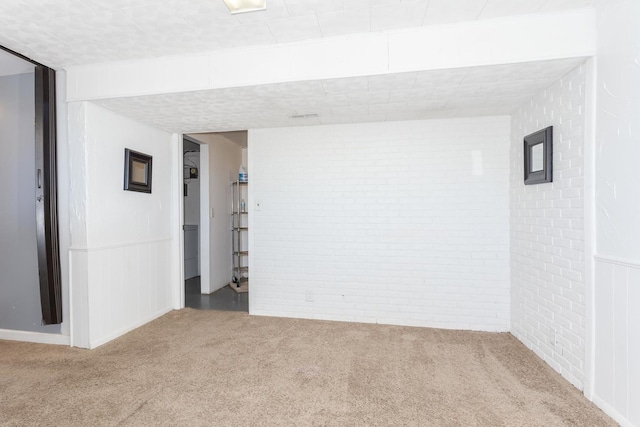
[510,63,588,390]
[592,0,640,425]
[190,132,242,293]
[67,101,175,349]
[249,117,511,330]
[0,72,62,334]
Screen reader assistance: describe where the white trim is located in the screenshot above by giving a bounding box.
[56,70,71,338]
[0,329,70,346]
[592,394,635,427]
[69,237,172,252]
[583,56,597,401]
[68,253,75,347]
[594,255,640,270]
[88,307,173,349]
[172,133,185,310]
[247,131,255,314]
[198,142,211,295]
[250,310,510,332]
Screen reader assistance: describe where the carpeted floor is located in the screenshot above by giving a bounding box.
[0,309,614,426]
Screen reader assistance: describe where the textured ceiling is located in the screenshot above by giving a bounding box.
[94,57,585,133]
[0,1,592,133]
[0,0,593,69]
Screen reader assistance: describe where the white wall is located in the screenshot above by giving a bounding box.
[192,133,242,293]
[510,63,587,390]
[67,102,175,349]
[249,117,511,330]
[0,72,63,334]
[595,1,640,261]
[592,1,640,425]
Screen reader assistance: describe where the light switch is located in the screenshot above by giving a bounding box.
[211,208,215,218]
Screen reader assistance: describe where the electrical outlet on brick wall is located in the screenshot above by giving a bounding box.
[305,290,315,302]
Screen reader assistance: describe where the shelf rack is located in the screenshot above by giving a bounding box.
[230,180,248,292]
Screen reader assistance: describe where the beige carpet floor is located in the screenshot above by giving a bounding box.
[1,309,615,426]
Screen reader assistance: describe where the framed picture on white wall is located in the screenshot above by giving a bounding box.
[124,148,153,193]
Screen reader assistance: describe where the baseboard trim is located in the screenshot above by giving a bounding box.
[592,394,635,427]
[250,310,510,333]
[88,307,174,349]
[0,329,70,346]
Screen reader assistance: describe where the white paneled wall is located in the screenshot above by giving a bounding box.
[82,239,173,348]
[68,102,175,349]
[593,257,640,426]
[593,1,640,425]
[249,117,511,331]
[510,63,587,389]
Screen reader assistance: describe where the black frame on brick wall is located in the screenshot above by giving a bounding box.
[524,126,553,185]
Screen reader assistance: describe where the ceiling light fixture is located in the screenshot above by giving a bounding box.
[223,0,266,14]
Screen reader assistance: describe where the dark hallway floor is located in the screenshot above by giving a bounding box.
[185,276,248,312]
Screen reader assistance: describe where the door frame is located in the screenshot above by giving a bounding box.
[180,135,211,298]
[1,45,62,325]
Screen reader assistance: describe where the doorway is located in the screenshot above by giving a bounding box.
[182,136,203,306]
[183,138,201,281]
[181,132,248,312]
[0,47,62,334]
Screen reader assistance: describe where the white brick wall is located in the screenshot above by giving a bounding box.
[249,117,511,331]
[510,63,587,389]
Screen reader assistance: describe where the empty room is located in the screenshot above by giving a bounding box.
[0,0,637,425]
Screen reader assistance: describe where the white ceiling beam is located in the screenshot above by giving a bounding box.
[66,8,595,102]
[388,8,596,72]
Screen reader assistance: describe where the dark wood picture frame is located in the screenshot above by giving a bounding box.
[524,126,553,185]
[124,149,153,193]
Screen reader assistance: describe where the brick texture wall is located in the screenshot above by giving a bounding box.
[510,63,586,389]
[249,117,511,331]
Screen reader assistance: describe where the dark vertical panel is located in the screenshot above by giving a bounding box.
[34,66,62,324]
